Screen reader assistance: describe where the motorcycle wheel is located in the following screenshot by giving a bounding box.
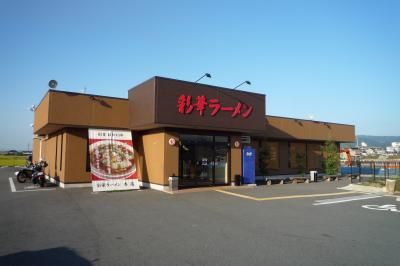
[38,179,45,187]
[17,172,28,183]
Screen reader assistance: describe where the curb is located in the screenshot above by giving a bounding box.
[338,184,386,194]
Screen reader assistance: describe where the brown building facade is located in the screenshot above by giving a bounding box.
[32,76,355,190]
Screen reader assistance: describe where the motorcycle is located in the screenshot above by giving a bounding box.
[15,163,35,183]
[15,161,48,187]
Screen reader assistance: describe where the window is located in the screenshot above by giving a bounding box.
[307,143,323,170]
[289,142,306,169]
[267,141,279,170]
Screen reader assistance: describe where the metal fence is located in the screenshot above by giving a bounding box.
[341,160,400,182]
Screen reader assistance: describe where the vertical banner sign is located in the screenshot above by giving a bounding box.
[242,146,256,184]
[88,129,139,192]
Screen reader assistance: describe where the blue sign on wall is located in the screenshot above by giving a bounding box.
[242,146,256,184]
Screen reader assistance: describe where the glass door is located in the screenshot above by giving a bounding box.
[179,134,229,188]
[214,136,229,185]
[180,135,214,187]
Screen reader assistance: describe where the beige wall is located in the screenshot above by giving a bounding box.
[35,128,178,186]
[34,91,129,135]
[33,93,50,133]
[138,132,166,185]
[63,128,91,183]
[57,132,67,182]
[38,130,67,182]
[33,129,89,184]
[49,92,129,130]
[32,138,41,163]
[42,135,54,177]
[230,136,242,181]
[164,132,179,181]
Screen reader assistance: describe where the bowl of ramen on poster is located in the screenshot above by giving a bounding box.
[89,140,136,180]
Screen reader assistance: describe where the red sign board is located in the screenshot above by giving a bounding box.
[177,94,253,118]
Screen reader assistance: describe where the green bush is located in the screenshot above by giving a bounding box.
[258,143,271,175]
[295,152,306,176]
[321,139,340,175]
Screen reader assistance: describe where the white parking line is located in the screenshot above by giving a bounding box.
[8,177,57,193]
[362,204,400,213]
[8,177,16,192]
[15,188,57,193]
[313,194,382,206]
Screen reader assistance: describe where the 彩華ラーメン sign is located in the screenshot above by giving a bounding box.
[88,129,139,192]
[129,77,266,132]
[177,94,254,118]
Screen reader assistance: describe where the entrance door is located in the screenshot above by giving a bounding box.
[179,134,229,188]
[214,136,229,185]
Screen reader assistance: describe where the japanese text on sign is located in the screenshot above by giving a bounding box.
[177,94,253,118]
[95,132,124,138]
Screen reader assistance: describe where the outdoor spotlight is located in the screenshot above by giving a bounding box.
[195,73,212,83]
[233,80,252,90]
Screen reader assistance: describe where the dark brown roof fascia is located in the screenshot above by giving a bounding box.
[266,115,355,127]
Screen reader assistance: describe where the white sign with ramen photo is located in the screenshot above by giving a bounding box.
[88,129,139,192]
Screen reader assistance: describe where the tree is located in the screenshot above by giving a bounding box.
[322,139,340,175]
[295,152,306,176]
[258,142,271,175]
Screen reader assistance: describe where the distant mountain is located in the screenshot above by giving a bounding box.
[357,135,400,148]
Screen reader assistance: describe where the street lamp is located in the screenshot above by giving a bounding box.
[233,80,251,90]
[194,73,212,83]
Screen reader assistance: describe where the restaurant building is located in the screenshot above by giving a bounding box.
[32,76,355,190]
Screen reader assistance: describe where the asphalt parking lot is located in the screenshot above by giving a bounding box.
[1,167,399,266]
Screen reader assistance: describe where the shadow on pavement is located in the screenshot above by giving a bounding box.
[43,182,58,188]
[0,247,94,266]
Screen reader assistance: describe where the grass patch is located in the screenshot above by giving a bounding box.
[362,177,400,192]
[0,155,27,167]
[394,177,400,192]
[365,181,386,188]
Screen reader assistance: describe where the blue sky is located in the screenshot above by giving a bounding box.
[1,0,399,150]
